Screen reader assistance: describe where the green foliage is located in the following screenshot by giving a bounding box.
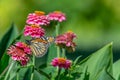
[0,25,120,80]
[35,42,119,80]
[0,24,19,75]
[113,59,120,80]
[47,44,57,64]
[78,43,114,80]
[94,68,115,80]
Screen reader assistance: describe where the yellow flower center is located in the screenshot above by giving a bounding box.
[31,25,41,28]
[54,11,62,13]
[58,58,66,64]
[35,11,45,16]
[67,30,73,33]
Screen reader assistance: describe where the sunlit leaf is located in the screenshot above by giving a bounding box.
[46,44,57,63]
[0,24,18,74]
[94,67,115,80]
[113,59,120,80]
[34,68,50,80]
[77,43,113,80]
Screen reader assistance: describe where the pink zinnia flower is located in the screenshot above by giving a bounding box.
[47,11,66,22]
[15,42,31,54]
[55,31,76,52]
[24,25,45,38]
[51,58,71,69]
[7,42,31,66]
[26,11,50,26]
[21,57,29,66]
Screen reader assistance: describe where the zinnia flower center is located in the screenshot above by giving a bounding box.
[54,11,62,13]
[67,30,73,33]
[58,58,66,64]
[35,11,45,16]
[31,25,40,28]
[14,47,26,56]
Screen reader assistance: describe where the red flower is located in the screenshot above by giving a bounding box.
[55,31,76,52]
[51,58,71,69]
[47,11,66,22]
[15,42,31,54]
[26,11,50,26]
[7,42,31,66]
[24,25,45,38]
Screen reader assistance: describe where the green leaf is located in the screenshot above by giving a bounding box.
[78,43,113,80]
[0,23,18,59]
[42,66,57,79]
[94,67,115,80]
[46,44,57,63]
[8,61,18,80]
[73,56,82,66]
[0,24,18,74]
[34,69,50,80]
[83,67,90,80]
[33,70,46,80]
[22,68,32,80]
[113,59,120,80]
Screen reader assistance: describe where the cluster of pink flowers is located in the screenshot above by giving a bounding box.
[7,42,31,65]
[51,58,71,69]
[7,10,75,69]
[7,11,67,66]
[26,11,66,26]
[24,11,66,38]
[55,31,76,51]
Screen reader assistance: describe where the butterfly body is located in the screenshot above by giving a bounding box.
[26,36,54,57]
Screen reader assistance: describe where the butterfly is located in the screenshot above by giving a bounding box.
[26,36,55,57]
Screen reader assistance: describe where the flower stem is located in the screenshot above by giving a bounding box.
[55,22,60,36]
[62,48,66,58]
[16,67,20,80]
[16,71,19,80]
[57,68,61,80]
[0,62,11,79]
[30,55,35,80]
[57,46,60,57]
[55,22,60,57]
[55,23,62,79]
[4,61,15,80]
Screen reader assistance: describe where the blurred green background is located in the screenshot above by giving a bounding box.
[0,0,120,60]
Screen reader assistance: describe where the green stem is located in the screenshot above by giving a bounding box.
[68,70,71,78]
[55,23,60,58]
[62,48,66,58]
[55,23,62,79]
[16,67,20,80]
[57,68,61,80]
[16,71,19,80]
[19,64,34,68]
[0,62,11,79]
[30,55,35,80]
[55,22,60,36]
[57,47,60,57]
[4,61,15,80]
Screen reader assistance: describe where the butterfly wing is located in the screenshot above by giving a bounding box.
[30,41,48,57]
[26,36,55,57]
